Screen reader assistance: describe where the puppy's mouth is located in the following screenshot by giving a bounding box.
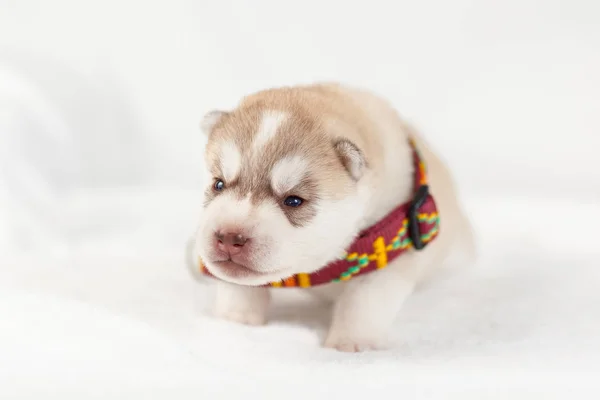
[209,259,270,280]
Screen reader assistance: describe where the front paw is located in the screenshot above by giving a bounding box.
[324,331,385,352]
[213,282,269,326]
[214,308,267,326]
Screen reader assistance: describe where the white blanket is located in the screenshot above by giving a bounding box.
[1,191,598,399]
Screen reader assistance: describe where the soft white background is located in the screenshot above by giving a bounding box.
[1,0,599,398]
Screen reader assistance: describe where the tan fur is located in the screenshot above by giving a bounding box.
[204,84,364,197]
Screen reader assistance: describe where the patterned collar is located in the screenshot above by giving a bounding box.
[199,137,440,288]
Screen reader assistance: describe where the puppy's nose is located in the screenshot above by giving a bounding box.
[215,231,248,255]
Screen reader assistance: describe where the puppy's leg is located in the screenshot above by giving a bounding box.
[324,251,427,352]
[213,281,270,326]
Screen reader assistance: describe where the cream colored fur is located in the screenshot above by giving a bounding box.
[190,83,475,352]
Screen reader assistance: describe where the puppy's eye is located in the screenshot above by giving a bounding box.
[283,195,303,208]
[214,179,225,192]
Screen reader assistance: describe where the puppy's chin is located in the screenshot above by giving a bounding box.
[208,260,266,280]
[203,259,290,287]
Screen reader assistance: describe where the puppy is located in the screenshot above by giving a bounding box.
[191,83,475,352]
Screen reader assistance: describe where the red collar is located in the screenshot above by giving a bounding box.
[199,137,440,288]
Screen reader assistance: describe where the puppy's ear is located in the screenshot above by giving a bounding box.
[333,138,367,181]
[200,110,227,136]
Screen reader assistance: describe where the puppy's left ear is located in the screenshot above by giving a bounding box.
[200,110,227,136]
[333,138,367,181]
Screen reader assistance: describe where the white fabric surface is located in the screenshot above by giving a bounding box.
[1,191,599,398]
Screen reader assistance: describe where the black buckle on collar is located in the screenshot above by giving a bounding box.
[408,185,429,250]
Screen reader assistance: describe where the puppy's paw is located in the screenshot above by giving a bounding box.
[323,332,385,353]
[214,308,267,326]
[213,282,270,326]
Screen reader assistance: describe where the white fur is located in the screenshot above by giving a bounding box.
[252,189,370,279]
[219,141,241,182]
[270,155,309,195]
[197,183,370,287]
[214,280,270,326]
[199,191,252,231]
[252,111,287,153]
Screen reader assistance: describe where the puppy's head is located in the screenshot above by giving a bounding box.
[195,103,369,285]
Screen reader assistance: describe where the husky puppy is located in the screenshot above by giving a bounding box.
[192,83,475,352]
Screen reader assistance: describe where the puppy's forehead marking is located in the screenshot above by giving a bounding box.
[271,155,309,195]
[219,140,241,181]
[252,110,288,153]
